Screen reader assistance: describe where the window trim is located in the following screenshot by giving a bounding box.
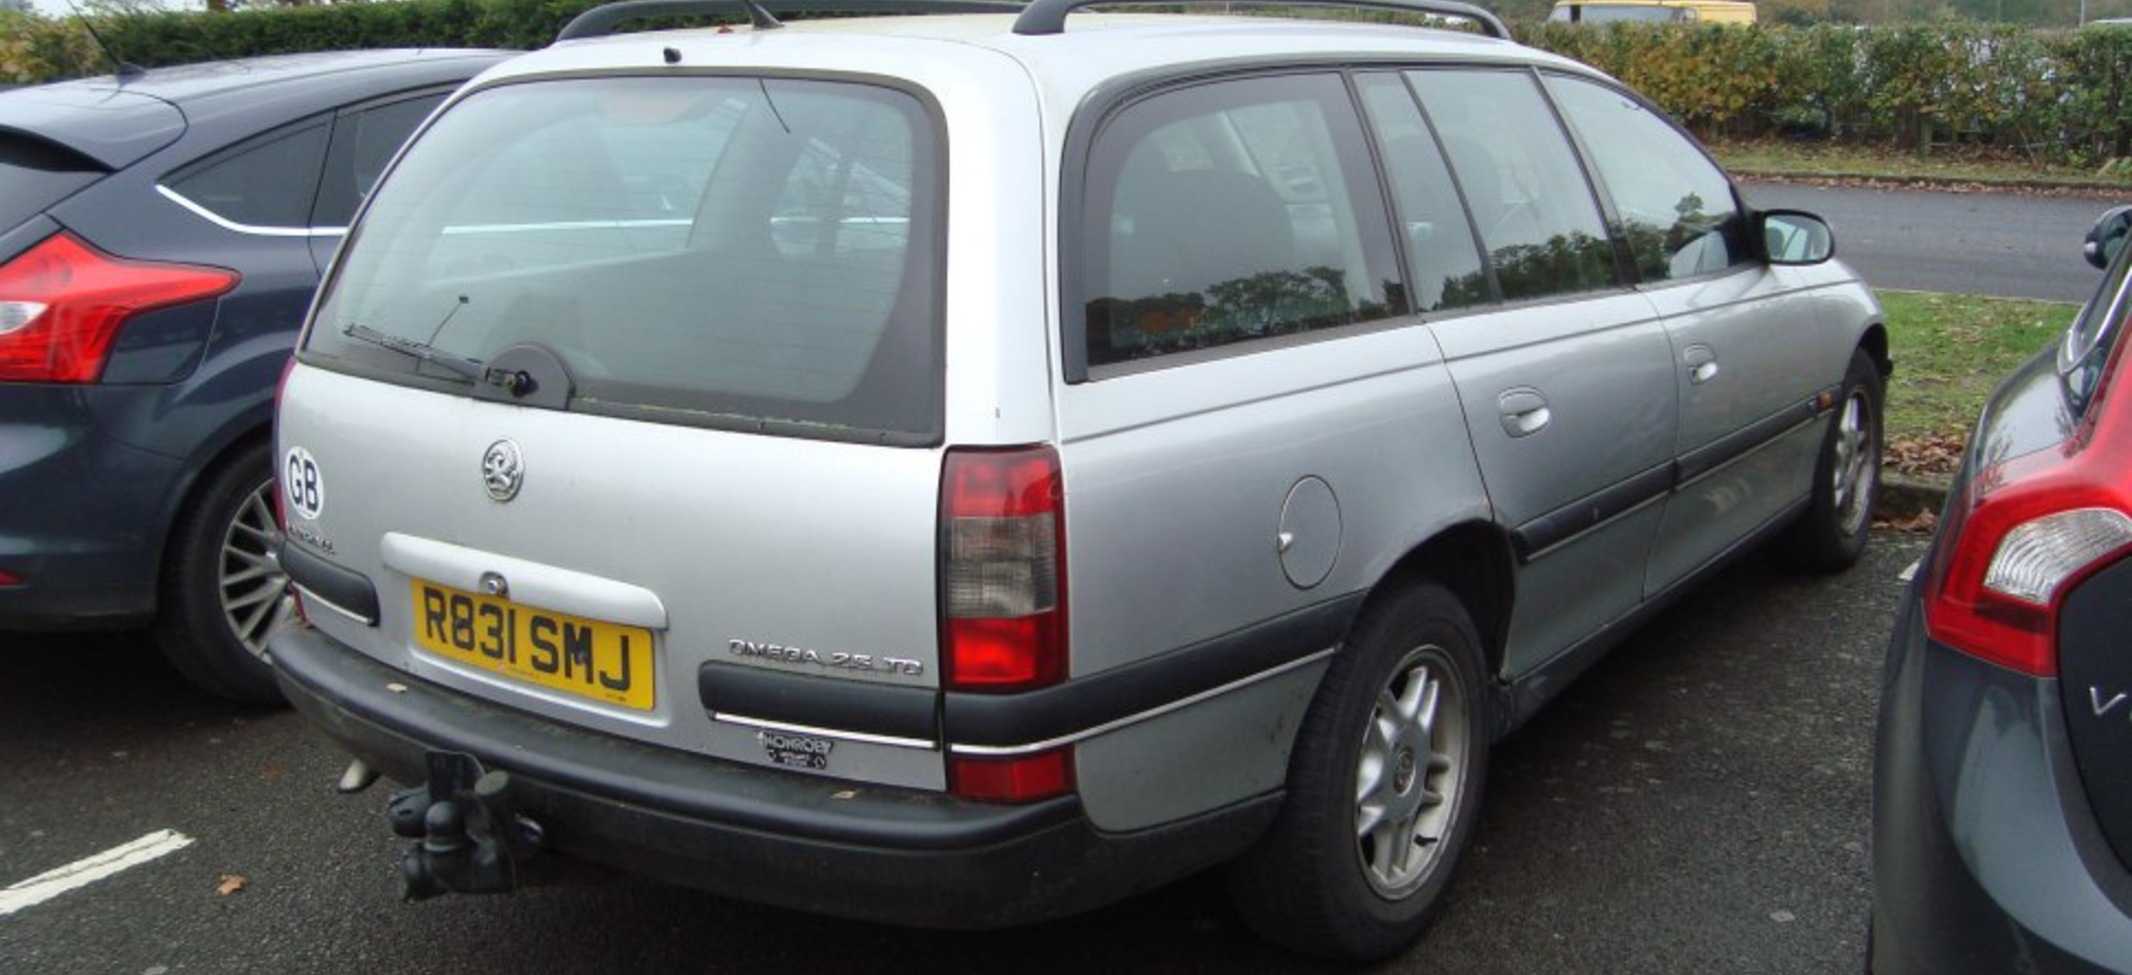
[157,117,332,236]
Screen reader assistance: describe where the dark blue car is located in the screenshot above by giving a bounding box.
[1873,207,2132,974]
[0,49,507,703]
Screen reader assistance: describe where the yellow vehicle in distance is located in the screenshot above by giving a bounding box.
[1547,0,1757,23]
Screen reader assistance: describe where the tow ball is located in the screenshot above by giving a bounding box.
[384,751,545,901]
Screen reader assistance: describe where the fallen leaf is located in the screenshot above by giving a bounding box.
[261,762,283,782]
[216,874,247,896]
[1874,509,1940,534]
[1887,434,1965,477]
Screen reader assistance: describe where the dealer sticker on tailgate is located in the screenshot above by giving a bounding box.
[411,579,656,711]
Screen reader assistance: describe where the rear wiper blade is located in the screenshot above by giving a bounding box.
[340,322,484,382]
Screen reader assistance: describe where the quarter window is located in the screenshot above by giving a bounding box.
[164,121,331,229]
[1079,73,1403,368]
[1545,74,1746,283]
[1405,69,1618,303]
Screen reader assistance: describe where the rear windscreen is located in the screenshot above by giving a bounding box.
[305,76,944,444]
[0,134,106,231]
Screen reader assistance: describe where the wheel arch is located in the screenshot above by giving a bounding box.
[1355,521,1517,685]
[1860,321,1891,379]
[153,415,276,591]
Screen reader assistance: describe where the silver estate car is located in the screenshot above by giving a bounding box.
[270,0,1886,960]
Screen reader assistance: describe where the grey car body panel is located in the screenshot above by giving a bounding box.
[1644,265,1867,593]
[1433,291,1675,677]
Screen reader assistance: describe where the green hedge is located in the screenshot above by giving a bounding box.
[1523,21,2132,167]
[10,7,2132,167]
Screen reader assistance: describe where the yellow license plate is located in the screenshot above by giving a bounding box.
[411,580,656,711]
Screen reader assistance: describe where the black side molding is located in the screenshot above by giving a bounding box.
[1510,462,1673,561]
[700,664,938,742]
[944,593,1363,749]
[280,540,379,625]
[1510,388,1836,561]
[1674,388,1830,486]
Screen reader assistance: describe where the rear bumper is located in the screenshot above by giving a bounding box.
[0,386,190,630]
[1870,592,2132,975]
[273,624,1279,927]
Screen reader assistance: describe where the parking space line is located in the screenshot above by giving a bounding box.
[0,830,195,918]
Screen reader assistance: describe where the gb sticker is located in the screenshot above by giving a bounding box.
[283,446,325,521]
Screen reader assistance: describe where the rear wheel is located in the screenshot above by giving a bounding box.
[1227,581,1488,961]
[1782,348,1883,573]
[153,440,294,706]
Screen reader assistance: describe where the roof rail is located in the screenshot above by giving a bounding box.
[1011,0,1511,39]
[557,0,1022,42]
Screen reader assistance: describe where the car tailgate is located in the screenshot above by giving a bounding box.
[277,365,949,790]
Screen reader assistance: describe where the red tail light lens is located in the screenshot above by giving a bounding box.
[0,569,21,587]
[1923,446,2132,676]
[950,749,1075,803]
[0,233,238,383]
[940,446,1066,692]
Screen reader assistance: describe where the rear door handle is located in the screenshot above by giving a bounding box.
[1497,388,1551,438]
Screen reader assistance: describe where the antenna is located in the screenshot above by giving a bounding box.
[64,2,146,80]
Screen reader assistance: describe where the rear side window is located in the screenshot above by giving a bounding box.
[1355,73,1487,314]
[1545,74,1747,283]
[1405,69,1618,303]
[1079,73,1404,369]
[0,135,105,232]
[306,76,943,444]
[163,121,331,230]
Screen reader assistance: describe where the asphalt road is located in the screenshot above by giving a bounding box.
[1742,180,2115,303]
[0,534,1928,975]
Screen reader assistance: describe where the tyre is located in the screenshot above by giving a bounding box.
[153,439,294,706]
[1781,348,1884,573]
[1227,581,1489,961]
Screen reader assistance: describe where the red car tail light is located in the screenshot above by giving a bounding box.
[1923,383,2132,676]
[940,446,1067,692]
[0,232,238,383]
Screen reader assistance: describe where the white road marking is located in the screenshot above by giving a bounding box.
[0,830,195,917]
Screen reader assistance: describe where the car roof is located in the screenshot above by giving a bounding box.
[0,48,508,170]
[507,13,1590,105]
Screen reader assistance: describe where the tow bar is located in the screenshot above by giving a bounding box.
[382,751,548,901]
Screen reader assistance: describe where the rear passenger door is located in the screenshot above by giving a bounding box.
[1361,69,1676,678]
[1542,74,1831,594]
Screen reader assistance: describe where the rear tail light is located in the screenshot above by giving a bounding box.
[0,232,238,383]
[0,569,21,587]
[940,446,1066,692]
[1923,447,2132,676]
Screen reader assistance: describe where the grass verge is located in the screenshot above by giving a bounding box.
[1880,288,2076,456]
[1711,138,2132,192]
